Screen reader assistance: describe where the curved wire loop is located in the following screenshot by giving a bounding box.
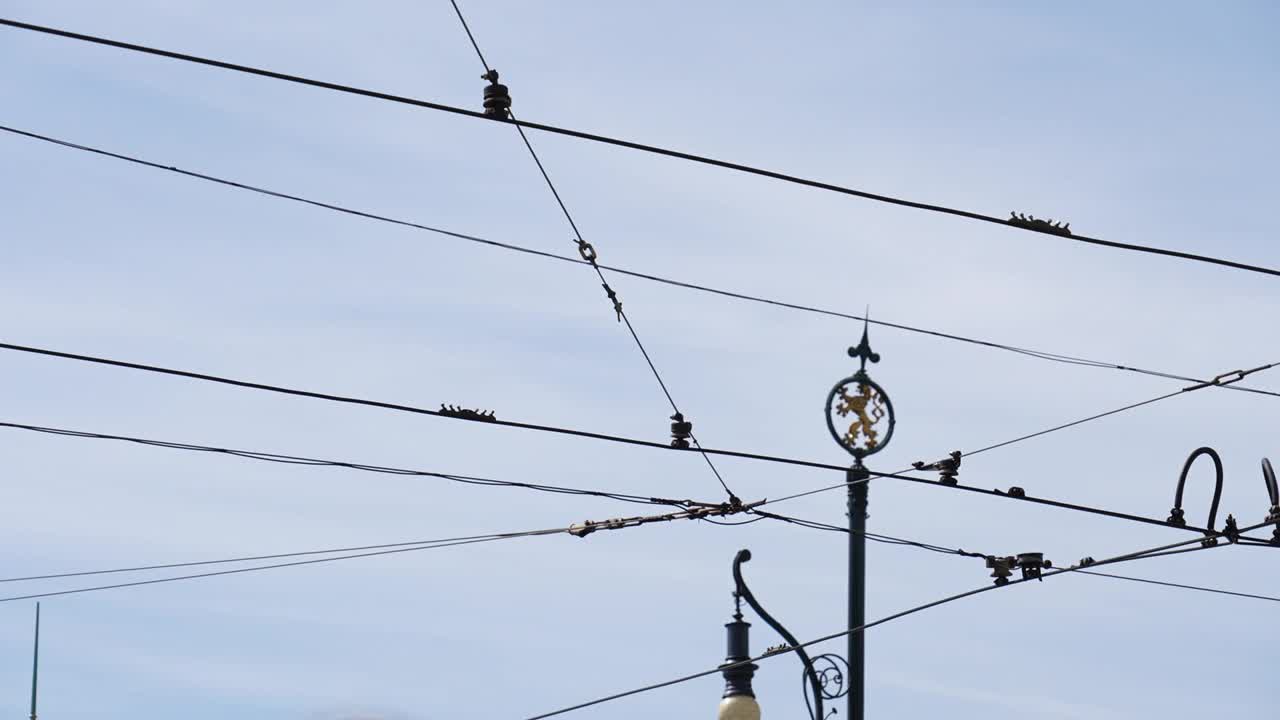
[1168,447,1224,544]
[733,549,828,720]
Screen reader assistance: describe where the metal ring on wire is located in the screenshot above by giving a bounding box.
[812,654,850,699]
[577,240,598,264]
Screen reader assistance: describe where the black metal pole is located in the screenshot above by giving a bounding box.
[848,463,870,720]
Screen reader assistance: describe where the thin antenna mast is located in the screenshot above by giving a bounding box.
[29,602,40,720]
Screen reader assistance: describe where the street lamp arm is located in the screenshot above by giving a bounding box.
[733,549,829,720]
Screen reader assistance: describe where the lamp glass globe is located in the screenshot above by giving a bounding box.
[717,695,761,720]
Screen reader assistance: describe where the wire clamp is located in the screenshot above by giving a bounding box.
[439,404,497,422]
[1222,514,1241,544]
[481,69,512,117]
[602,282,623,321]
[912,451,961,485]
[1009,211,1072,236]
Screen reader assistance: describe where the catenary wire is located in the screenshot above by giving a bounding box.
[0,500,753,603]
[0,340,1263,476]
[753,509,988,558]
[755,508,1280,601]
[0,529,566,603]
[0,341,1260,538]
[1075,569,1280,603]
[0,529,559,584]
[445,0,734,499]
[3,17,1278,279]
[0,420,683,508]
[5,123,1278,402]
[520,520,1273,719]
[0,413,1235,544]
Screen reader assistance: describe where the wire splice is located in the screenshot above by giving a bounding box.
[601,282,623,321]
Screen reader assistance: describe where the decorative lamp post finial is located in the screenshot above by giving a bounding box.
[826,316,895,461]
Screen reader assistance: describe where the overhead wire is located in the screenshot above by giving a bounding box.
[0,419,684,508]
[1074,569,1280,603]
[10,125,1279,401]
[752,509,987,558]
[445,0,735,501]
[755,508,1280,602]
[522,520,1275,719]
[3,17,1279,279]
[0,500,757,603]
[0,529,560,585]
[0,529,565,603]
[0,341,1265,539]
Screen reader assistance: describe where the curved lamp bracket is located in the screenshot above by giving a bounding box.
[734,549,842,720]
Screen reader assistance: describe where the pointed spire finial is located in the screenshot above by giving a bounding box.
[847,309,881,373]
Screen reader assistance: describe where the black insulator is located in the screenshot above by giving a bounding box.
[670,412,693,449]
[482,71,512,117]
[986,555,1014,586]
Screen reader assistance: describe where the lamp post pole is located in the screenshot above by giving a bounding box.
[847,464,869,720]
[825,321,895,720]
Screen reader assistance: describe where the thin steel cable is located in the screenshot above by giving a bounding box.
[1075,569,1280,602]
[521,522,1271,719]
[753,509,988,558]
[756,509,1280,602]
[965,362,1278,457]
[0,420,685,507]
[0,335,1254,538]
[5,124,1279,401]
[0,340,1257,539]
[965,389,1188,457]
[3,17,1279,279]
[0,501,753,602]
[445,0,735,499]
[0,529,558,584]
[0,529,567,603]
[0,412,1230,545]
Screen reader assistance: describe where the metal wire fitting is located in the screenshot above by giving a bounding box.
[670,412,693,449]
[481,69,511,117]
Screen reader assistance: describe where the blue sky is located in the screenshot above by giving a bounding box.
[2,1,1278,718]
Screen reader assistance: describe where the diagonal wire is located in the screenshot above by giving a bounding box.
[756,509,1280,602]
[446,0,734,499]
[0,500,756,603]
[0,530,565,603]
[520,520,1274,719]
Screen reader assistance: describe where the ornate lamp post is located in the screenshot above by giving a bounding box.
[717,590,761,720]
[717,549,850,720]
[824,321,894,720]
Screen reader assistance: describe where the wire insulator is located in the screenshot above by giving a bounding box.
[481,70,511,117]
[670,412,693,449]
